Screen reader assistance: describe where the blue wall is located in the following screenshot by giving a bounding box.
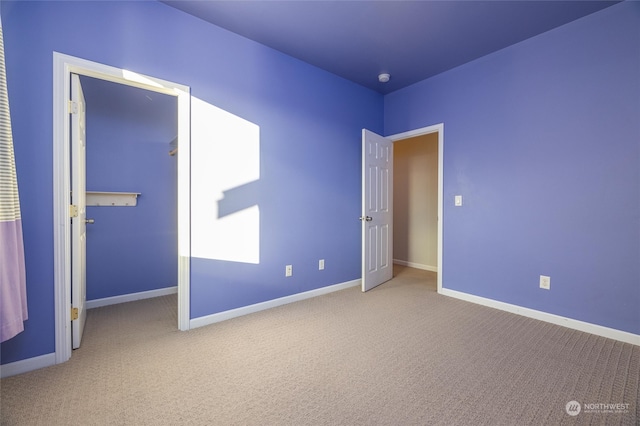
[385,1,639,334]
[0,1,382,364]
[82,76,178,301]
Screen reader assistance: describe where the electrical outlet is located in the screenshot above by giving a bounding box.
[285,265,293,277]
[540,275,550,290]
[319,259,325,270]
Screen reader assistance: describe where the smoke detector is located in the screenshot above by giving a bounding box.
[378,73,390,83]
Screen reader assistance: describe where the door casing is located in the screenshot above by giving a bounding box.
[52,52,191,364]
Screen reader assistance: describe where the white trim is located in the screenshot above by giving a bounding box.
[178,256,190,331]
[53,53,71,364]
[190,279,361,329]
[0,353,56,378]
[393,259,437,272]
[53,52,191,365]
[176,87,191,332]
[388,123,444,293]
[440,288,640,346]
[86,287,178,309]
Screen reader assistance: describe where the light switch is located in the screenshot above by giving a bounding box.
[455,195,463,206]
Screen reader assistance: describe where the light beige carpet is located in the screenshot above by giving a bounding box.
[1,266,638,425]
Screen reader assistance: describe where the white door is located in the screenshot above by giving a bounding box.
[71,73,87,349]
[361,129,393,291]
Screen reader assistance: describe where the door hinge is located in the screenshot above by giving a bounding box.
[69,204,78,218]
[68,100,78,114]
[71,307,78,321]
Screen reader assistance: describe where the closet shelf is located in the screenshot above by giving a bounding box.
[86,191,141,207]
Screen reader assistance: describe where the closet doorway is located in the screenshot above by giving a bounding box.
[53,53,191,365]
[79,75,178,320]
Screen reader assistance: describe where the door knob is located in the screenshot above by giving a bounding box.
[85,218,95,224]
[359,216,373,222]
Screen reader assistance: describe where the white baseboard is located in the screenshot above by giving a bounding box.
[440,288,640,346]
[191,279,361,329]
[86,286,178,309]
[0,352,56,378]
[393,259,438,272]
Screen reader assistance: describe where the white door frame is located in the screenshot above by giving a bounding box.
[387,123,443,292]
[52,52,191,365]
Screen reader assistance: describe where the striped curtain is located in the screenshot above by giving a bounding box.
[0,15,28,342]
